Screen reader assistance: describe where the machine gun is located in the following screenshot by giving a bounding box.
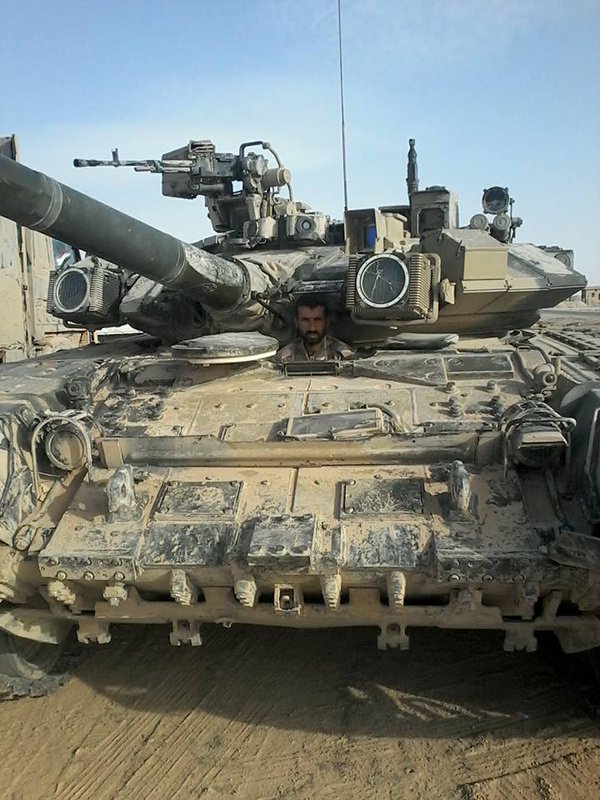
[74,140,329,246]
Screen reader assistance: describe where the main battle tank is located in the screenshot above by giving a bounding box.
[0,138,598,698]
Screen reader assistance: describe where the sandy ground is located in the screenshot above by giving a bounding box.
[539,307,600,325]
[0,625,599,800]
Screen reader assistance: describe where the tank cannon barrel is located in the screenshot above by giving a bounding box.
[0,154,249,311]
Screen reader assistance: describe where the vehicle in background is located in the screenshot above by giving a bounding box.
[0,135,89,363]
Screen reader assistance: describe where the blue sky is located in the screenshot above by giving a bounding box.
[2,0,599,281]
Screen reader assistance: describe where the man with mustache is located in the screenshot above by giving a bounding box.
[277,301,352,362]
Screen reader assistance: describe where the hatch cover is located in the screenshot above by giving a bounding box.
[153,481,242,521]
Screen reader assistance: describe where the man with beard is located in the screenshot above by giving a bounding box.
[276,301,353,362]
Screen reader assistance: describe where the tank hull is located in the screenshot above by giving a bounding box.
[1,327,599,669]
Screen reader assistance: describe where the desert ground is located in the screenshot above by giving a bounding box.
[1,624,599,800]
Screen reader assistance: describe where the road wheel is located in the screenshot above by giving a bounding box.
[0,629,65,679]
[0,629,75,700]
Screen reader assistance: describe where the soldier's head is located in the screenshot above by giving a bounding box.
[295,300,327,347]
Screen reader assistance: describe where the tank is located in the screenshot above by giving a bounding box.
[0,138,598,699]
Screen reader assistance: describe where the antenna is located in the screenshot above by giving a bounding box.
[337,0,349,211]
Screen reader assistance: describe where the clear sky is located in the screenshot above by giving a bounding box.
[2,0,599,281]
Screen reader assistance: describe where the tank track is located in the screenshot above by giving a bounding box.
[0,671,69,701]
[0,644,80,702]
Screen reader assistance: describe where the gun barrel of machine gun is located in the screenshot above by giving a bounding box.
[0,153,254,314]
[73,157,195,173]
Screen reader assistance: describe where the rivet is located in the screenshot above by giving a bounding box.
[449,574,461,581]
[114,571,125,581]
[56,570,67,580]
[83,571,95,581]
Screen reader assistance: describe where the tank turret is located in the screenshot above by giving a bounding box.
[0,139,587,344]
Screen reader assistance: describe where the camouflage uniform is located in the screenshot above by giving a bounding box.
[276,335,353,362]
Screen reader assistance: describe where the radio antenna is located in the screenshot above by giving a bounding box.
[337,0,349,212]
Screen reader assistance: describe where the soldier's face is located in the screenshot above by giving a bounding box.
[296,305,327,345]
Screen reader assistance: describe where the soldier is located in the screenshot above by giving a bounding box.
[277,300,353,362]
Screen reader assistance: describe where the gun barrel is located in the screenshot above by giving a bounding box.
[0,154,245,310]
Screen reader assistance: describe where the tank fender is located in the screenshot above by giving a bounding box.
[0,608,70,644]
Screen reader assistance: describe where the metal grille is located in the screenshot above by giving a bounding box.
[406,253,431,318]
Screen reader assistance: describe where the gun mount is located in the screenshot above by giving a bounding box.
[74,139,328,247]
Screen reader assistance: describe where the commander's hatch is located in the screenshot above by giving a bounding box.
[283,407,385,441]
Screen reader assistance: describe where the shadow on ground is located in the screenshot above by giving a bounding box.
[72,623,600,740]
